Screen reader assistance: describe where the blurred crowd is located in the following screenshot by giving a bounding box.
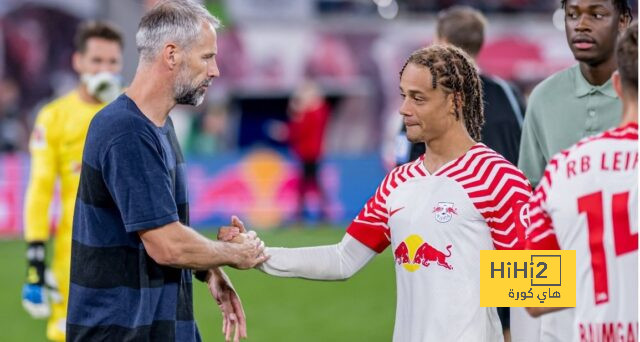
[0,0,591,158]
[0,0,636,167]
[317,0,560,14]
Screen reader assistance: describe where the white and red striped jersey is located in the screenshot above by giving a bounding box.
[346,143,532,342]
[527,123,638,342]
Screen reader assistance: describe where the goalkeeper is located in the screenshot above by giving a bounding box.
[22,21,123,341]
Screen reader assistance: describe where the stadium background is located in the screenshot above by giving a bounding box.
[0,0,635,341]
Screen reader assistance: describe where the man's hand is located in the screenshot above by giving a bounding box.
[206,268,247,342]
[218,216,268,268]
[218,216,246,242]
[22,242,61,318]
[227,232,268,269]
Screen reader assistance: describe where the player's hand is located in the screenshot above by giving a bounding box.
[228,232,269,269]
[22,242,61,318]
[206,268,247,342]
[218,226,240,242]
[22,282,49,318]
[22,270,63,318]
[218,216,247,243]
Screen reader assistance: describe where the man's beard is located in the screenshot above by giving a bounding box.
[174,67,210,106]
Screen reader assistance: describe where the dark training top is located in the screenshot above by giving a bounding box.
[67,94,198,341]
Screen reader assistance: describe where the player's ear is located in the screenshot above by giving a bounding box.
[447,92,461,117]
[162,43,180,70]
[612,71,623,99]
[618,12,631,32]
[72,51,83,74]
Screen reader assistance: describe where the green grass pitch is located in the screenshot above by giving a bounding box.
[0,227,396,341]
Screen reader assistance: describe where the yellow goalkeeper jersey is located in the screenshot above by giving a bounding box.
[25,90,104,241]
[24,90,105,341]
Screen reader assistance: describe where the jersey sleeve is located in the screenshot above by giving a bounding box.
[525,160,561,250]
[480,162,533,250]
[102,131,179,232]
[345,169,395,253]
[24,105,60,242]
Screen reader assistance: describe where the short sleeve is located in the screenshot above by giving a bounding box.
[346,172,393,253]
[481,162,533,250]
[525,162,561,250]
[102,131,179,232]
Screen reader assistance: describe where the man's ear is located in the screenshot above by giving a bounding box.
[72,52,82,74]
[163,43,180,70]
[449,92,462,117]
[618,12,631,32]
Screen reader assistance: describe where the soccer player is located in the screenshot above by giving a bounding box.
[525,23,637,342]
[225,45,532,341]
[515,0,632,340]
[398,6,525,167]
[21,21,124,341]
[67,1,266,341]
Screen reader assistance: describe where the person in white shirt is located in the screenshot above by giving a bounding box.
[224,45,532,341]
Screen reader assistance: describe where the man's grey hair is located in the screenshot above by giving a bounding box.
[136,0,220,62]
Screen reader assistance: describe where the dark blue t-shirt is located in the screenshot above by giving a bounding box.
[67,94,198,341]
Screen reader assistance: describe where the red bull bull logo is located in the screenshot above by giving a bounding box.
[432,202,458,223]
[394,234,453,272]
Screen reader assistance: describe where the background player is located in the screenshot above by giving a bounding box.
[21,21,123,341]
[514,1,632,339]
[525,23,637,341]
[224,44,532,341]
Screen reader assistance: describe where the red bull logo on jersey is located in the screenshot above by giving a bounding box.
[432,202,458,223]
[394,234,453,272]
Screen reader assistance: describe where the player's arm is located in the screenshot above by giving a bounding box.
[522,159,566,318]
[486,162,533,250]
[24,106,59,243]
[102,131,267,271]
[257,233,376,280]
[241,171,393,280]
[525,163,562,250]
[219,220,378,280]
[525,307,566,317]
[22,106,61,318]
[139,221,267,270]
[140,222,261,342]
[517,100,546,188]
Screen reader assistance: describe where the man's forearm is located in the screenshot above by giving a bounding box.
[167,230,237,270]
[140,222,238,270]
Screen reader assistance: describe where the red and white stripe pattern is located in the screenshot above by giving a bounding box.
[435,144,533,250]
[346,157,426,253]
[526,123,639,250]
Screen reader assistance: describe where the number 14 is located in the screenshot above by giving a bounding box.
[578,191,637,305]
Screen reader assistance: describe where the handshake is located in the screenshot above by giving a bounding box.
[217,216,269,269]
